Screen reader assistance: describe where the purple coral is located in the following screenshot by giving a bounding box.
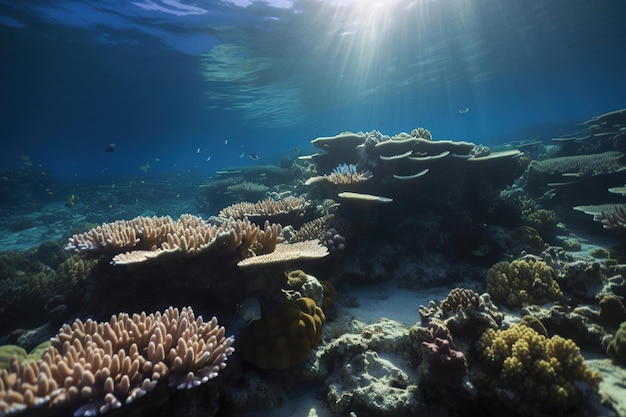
[422,337,466,372]
[324,227,346,252]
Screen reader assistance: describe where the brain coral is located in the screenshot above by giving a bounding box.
[475,323,602,415]
[486,258,562,308]
[237,297,325,370]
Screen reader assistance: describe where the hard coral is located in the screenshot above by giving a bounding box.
[607,321,626,364]
[237,297,325,370]
[486,258,562,308]
[475,323,601,415]
[0,306,234,416]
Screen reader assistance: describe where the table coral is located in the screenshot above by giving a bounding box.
[486,258,563,308]
[475,323,602,415]
[237,297,325,370]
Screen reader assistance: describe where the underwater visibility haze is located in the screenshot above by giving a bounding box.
[1,1,626,417]
[1,0,625,178]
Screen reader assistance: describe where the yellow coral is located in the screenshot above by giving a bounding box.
[486,258,562,308]
[56,255,96,286]
[475,323,601,414]
[237,297,325,370]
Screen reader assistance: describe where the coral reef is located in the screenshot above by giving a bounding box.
[237,297,325,370]
[0,306,233,416]
[475,322,602,415]
[486,258,563,308]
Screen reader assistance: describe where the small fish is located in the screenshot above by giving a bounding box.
[239,152,245,158]
[224,139,228,145]
[105,143,116,152]
[154,157,160,162]
[459,107,469,114]
[19,155,30,161]
[206,156,211,161]
[65,194,76,208]
[294,146,302,156]
[238,297,261,324]
[140,163,150,173]
[196,147,200,154]
[249,153,259,160]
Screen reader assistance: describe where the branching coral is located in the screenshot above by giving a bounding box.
[475,323,602,415]
[66,215,283,265]
[305,164,372,187]
[0,306,233,416]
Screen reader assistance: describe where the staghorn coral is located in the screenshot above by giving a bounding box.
[66,215,177,258]
[305,164,372,187]
[218,197,307,220]
[247,220,283,256]
[475,323,602,415]
[594,204,626,233]
[67,215,283,265]
[236,297,324,370]
[486,258,563,308]
[0,306,233,416]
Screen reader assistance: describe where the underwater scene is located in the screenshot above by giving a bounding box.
[1,0,626,416]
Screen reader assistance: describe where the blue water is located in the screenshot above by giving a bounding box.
[1,0,625,180]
